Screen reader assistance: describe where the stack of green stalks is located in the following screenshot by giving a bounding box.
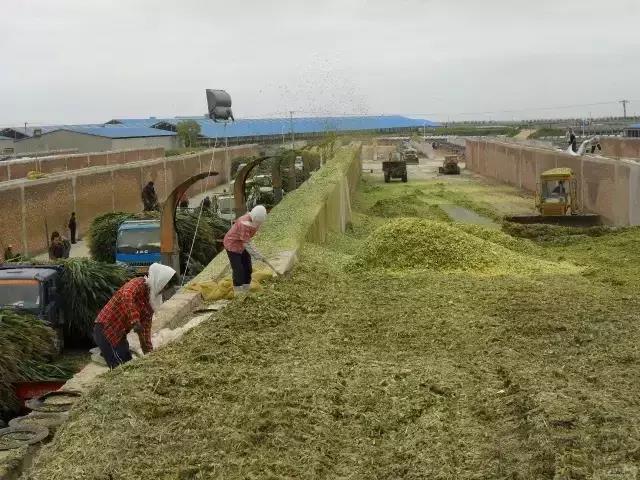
[0,309,73,420]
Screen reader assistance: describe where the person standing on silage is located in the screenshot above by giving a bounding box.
[223,205,267,297]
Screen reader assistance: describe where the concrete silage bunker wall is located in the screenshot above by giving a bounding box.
[0,145,259,255]
[599,137,640,160]
[465,138,640,226]
[184,144,362,289]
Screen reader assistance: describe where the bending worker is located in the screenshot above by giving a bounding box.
[94,262,177,368]
[223,205,267,296]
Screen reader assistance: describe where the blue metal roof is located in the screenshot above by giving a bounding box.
[149,115,436,139]
[61,126,176,139]
[5,115,435,142]
[628,123,640,129]
[106,118,163,128]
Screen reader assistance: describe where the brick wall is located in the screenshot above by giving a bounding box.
[0,145,259,255]
[466,139,640,226]
[599,137,640,160]
[0,147,165,181]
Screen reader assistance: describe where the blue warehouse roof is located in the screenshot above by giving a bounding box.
[5,115,435,142]
[144,115,435,139]
[105,118,164,128]
[628,123,640,129]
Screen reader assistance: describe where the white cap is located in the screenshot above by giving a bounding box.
[250,205,267,225]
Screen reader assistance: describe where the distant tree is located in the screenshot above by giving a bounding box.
[176,120,201,148]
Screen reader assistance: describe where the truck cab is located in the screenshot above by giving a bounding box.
[217,195,236,222]
[116,220,161,274]
[0,265,65,351]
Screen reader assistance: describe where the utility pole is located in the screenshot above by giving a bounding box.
[620,100,630,119]
[289,110,294,149]
[24,122,27,134]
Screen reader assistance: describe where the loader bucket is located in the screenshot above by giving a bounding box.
[504,214,602,227]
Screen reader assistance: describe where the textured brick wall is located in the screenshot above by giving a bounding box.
[600,137,640,160]
[0,164,8,182]
[0,188,24,252]
[0,145,259,255]
[7,159,38,180]
[75,171,115,233]
[466,139,640,226]
[0,147,165,181]
[23,178,74,253]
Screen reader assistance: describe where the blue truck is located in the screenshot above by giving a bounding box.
[115,220,161,274]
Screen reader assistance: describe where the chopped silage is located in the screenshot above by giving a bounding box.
[348,217,575,275]
[26,168,640,479]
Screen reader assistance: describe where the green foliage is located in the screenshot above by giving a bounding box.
[86,210,230,276]
[176,120,201,148]
[0,309,57,419]
[59,258,133,340]
[528,127,566,139]
[87,212,134,263]
[176,210,230,275]
[424,126,520,137]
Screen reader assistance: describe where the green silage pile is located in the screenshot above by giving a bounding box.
[457,223,536,254]
[25,157,640,480]
[348,218,571,275]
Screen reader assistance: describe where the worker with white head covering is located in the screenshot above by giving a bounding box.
[93,263,177,368]
[223,205,267,296]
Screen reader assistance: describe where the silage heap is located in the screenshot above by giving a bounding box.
[25,157,640,479]
[348,218,577,275]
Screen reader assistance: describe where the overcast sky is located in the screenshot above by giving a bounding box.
[1,0,638,126]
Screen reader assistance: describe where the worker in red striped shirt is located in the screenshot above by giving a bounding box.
[223,205,267,296]
[93,263,177,368]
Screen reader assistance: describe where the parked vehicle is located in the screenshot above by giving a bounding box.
[0,265,65,351]
[382,152,408,183]
[115,220,161,274]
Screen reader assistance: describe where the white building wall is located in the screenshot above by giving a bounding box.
[0,138,14,154]
[14,131,112,154]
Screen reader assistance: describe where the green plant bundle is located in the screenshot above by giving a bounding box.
[0,309,57,418]
[86,212,134,263]
[59,258,132,339]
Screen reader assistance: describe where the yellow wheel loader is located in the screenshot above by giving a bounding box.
[505,168,601,227]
